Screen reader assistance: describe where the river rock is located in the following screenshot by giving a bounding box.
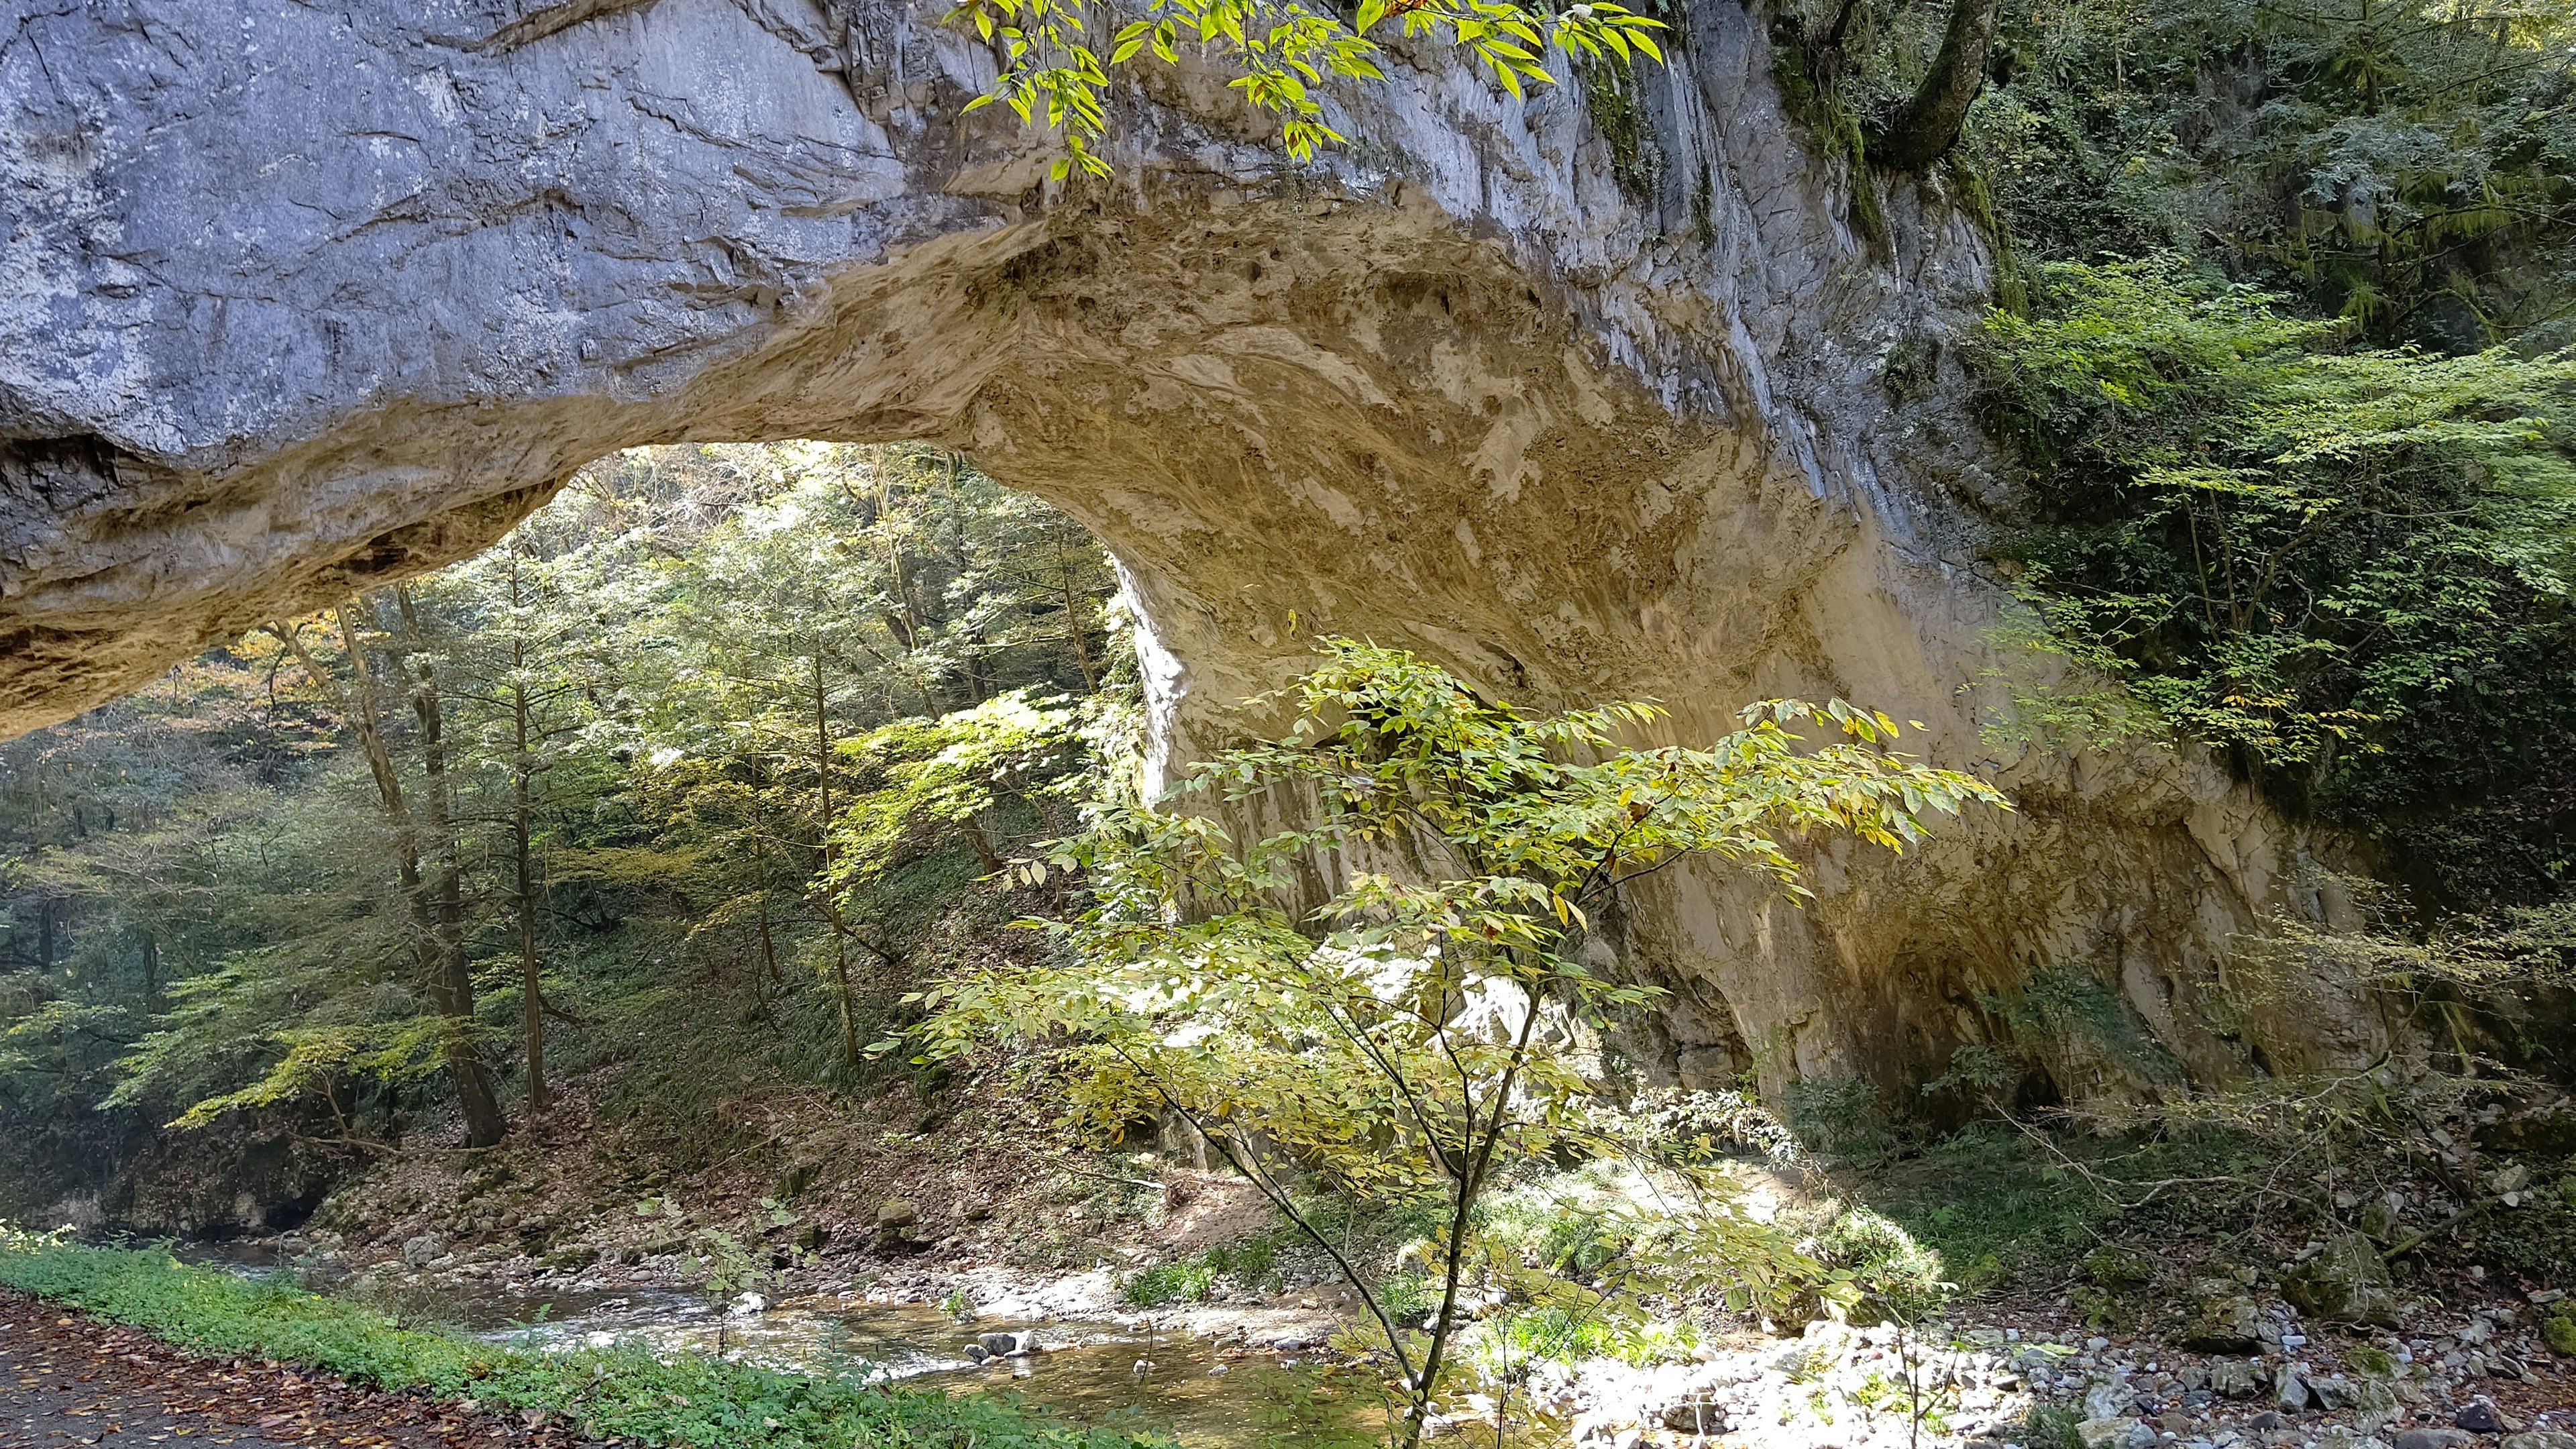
[2455,1399,2519,1434]
[400,1234,441,1267]
[2076,1417,2153,1449]
[2183,1279,2265,1352]
[2498,1435,2576,1449]
[2282,1234,2401,1326]
[2393,1430,2477,1449]
[1657,1399,1725,1434]
[2208,1359,2266,1399]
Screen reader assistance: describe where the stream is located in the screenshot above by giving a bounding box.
[182,1242,1399,1447]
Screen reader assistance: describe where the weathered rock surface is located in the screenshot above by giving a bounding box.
[2,0,2377,1096]
[2282,1234,2402,1328]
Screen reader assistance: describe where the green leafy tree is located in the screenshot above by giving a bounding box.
[912,639,2004,1446]
[951,0,1665,177]
[1974,257,2576,899]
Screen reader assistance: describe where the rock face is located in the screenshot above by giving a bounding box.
[1,0,2376,1099]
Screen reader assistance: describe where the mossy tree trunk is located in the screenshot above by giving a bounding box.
[1867,0,1998,172]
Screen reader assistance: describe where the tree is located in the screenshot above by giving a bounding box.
[1972,257,2576,901]
[913,639,2005,1447]
[1864,0,1996,171]
[268,600,507,1148]
[946,0,1666,178]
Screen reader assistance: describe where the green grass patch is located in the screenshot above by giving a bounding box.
[1837,1122,2274,1294]
[0,1230,1158,1449]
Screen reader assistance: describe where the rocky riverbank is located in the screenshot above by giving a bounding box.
[194,1210,2575,1449]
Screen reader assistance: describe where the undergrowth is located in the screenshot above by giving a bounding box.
[0,1231,1159,1449]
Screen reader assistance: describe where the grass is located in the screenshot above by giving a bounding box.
[0,1228,1160,1449]
[1118,1236,1291,1307]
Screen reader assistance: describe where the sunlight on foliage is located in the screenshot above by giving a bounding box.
[948,0,1665,178]
[908,638,2000,1443]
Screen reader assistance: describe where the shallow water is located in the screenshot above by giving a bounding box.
[180,1241,1394,1447]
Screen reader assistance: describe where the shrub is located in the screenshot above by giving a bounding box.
[1812,1207,1949,1322]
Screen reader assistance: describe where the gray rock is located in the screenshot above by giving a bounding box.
[2392,1431,2477,1449]
[2455,1399,2518,1434]
[1657,1399,1725,1434]
[2209,1360,2266,1400]
[2087,1380,2143,1419]
[2276,1369,2312,1411]
[2183,1280,2265,1352]
[2280,1235,2402,1326]
[875,1199,918,1232]
[2075,1418,2152,1449]
[400,1234,441,1267]
[2496,1434,2576,1449]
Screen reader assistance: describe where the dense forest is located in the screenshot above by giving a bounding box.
[0,444,1120,1223]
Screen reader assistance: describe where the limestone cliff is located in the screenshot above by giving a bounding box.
[0,0,2372,1106]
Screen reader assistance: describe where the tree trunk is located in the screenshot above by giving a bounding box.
[1866,0,1998,172]
[391,589,508,1148]
[812,653,861,1067]
[1059,572,1097,691]
[509,561,546,1120]
[288,608,504,1147]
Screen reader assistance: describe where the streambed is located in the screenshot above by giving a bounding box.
[182,1241,1401,1447]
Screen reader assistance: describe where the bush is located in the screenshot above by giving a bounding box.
[0,1230,1157,1449]
[1812,1207,1949,1322]
[1118,1260,1216,1307]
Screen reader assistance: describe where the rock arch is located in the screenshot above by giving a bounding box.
[0,0,2360,1098]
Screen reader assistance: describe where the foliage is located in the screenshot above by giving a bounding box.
[948,0,1666,178]
[0,443,1121,1203]
[0,1230,1157,1449]
[1809,1206,1950,1322]
[1956,0,2576,346]
[913,639,2001,1443]
[1973,258,2576,900]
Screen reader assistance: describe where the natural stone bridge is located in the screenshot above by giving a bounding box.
[1,0,2367,1106]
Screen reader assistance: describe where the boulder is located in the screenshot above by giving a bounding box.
[400,1234,441,1267]
[2455,1399,2520,1434]
[2276,1368,2312,1412]
[2084,1379,2140,1419]
[1657,1399,1725,1434]
[2208,1359,2265,1399]
[2182,1279,2264,1352]
[2075,1417,2152,1449]
[2280,1234,2401,1326]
